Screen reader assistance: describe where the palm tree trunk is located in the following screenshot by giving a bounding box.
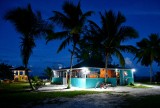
[150,64,153,83]
[25,65,34,90]
[105,54,108,83]
[68,44,76,89]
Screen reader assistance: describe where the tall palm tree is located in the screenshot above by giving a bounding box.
[87,10,138,69]
[4,4,51,90]
[135,34,160,83]
[47,1,93,88]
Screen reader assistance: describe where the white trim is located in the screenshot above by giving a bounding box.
[53,67,134,72]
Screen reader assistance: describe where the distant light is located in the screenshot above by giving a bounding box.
[132,69,136,72]
[115,68,118,72]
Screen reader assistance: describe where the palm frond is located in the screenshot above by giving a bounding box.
[49,11,68,28]
[46,31,69,43]
[57,37,71,53]
[118,45,138,54]
[113,49,125,67]
[135,33,160,66]
[117,26,139,41]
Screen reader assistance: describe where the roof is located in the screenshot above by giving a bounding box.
[54,59,134,71]
[72,59,105,68]
[12,66,31,71]
[64,59,119,69]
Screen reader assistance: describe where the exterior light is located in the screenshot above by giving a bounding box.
[115,69,118,72]
[132,69,136,72]
[81,67,90,74]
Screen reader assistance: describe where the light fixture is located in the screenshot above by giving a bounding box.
[81,67,90,74]
[131,69,136,72]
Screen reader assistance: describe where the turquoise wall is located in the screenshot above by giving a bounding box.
[119,70,134,85]
[86,78,104,88]
[107,78,117,86]
[52,78,63,84]
[127,77,134,84]
[71,78,86,88]
[71,78,104,88]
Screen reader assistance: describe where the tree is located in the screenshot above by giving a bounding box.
[135,34,160,83]
[86,10,138,69]
[4,4,51,90]
[47,1,93,88]
[0,63,13,80]
[43,67,53,81]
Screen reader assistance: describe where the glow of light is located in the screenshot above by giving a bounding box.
[115,68,118,72]
[132,69,136,72]
[81,67,90,74]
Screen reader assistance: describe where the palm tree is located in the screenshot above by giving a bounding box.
[43,67,53,81]
[135,34,160,83]
[87,10,138,69]
[4,4,51,90]
[47,1,93,88]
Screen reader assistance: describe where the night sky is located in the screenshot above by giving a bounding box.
[0,0,160,76]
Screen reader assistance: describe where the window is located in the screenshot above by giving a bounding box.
[107,70,116,78]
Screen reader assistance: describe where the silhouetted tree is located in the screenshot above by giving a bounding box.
[0,63,13,80]
[43,67,53,81]
[4,4,52,90]
[135,34,160,83]
[86,10,138,69]
[47,1,93,88]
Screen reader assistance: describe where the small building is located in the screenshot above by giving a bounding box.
[52,67,135,88]
[12,66,30,82]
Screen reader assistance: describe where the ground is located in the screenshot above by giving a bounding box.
[28,84,160,108]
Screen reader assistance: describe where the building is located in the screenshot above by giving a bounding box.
[52,67,135,88]
[12,66,30,81]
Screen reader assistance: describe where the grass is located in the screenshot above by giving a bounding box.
[127,84,151,88]
[0,82,103,107]
[139,82,160,86]
[1,82,160,107]
[0,82,29,89]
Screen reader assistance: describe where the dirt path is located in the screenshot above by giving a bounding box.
[32,93,127,108]
[32,84,160,108]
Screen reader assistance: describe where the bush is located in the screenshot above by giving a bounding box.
[128,83,134,86]
[32,76,44,90]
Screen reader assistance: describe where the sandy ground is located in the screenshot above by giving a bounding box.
[29,84,160,108]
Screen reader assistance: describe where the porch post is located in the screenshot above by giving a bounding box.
[132,70,134,83]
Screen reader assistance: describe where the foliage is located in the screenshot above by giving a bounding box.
[32,76,44,90]
[84,10,138,68]
[43,67,53,81]
[135,33,160,82]
[135,34,160,66]
[154,72,160,82]
[127,84,151,88]
[0,63,13,80]
[4,4,52,90]
[47,1,93,88]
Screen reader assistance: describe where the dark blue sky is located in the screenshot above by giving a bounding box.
[0,0,160,76]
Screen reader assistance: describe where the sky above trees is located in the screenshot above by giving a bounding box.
[0,0,160,76]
